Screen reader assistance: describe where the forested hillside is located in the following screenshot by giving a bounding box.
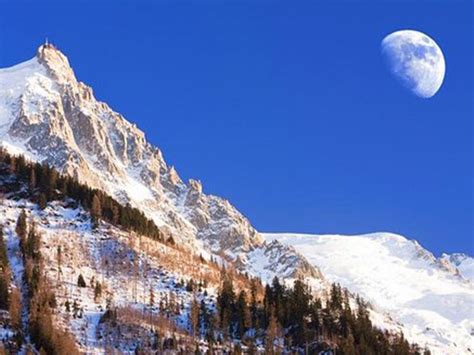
[0,148,430,354]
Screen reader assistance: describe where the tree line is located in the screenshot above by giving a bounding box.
[209,271,431,354]
[0,148,168,243]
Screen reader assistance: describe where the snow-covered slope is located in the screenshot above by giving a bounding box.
[0,44,322,285]
[265,232,474,354]
[0,197,219,353]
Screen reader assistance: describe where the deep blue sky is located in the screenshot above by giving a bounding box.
[1,1,472,255]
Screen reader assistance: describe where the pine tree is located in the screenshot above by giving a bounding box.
[265,308,281,355]
[16,210,28,249]
[340,331,357,355]
[250,278,259,330]
[38,193,47,210]
[46,168,58,200]
[29,168,37,192]
[91,194,102,228]
[199,299,211,337]
[9,156,16,173]
[77,274,87,288]
[111,204,120,225]
[263,284,273,327]
[329,283,343,311]
[236,290,250,339]
[271,277,284,318]
[217,274,235,338]
[25,223,41,261]
[288,279,312,346]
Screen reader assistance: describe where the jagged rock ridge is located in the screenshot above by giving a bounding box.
[0,44,323,284]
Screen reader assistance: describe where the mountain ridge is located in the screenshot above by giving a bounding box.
[0,44,324,286]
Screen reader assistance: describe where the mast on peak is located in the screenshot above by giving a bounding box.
[43,37,55,49]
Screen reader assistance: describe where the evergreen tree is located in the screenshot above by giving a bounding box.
[265,308,281,355]
[217,274,235,338]
[250,278,259,330]
[340,331,357,355]
[91,194,102,228]
[271,277,285,323]
[9,156,16,173]
[288,279,312,346]
[38,193,47,210]
[236,290,250,339]
[29,168,37,192]
[25,223,41,261]
[328,283,343,311]
[263,284,273,327]
[16,210,28,249]
[199,299,211,337]
[77,274,87,288]
[23,222,41,260]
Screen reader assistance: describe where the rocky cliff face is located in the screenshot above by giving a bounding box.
[0,44,322,283]
[441,253,474,282]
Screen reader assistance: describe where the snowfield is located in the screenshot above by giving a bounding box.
[264,232,474,354]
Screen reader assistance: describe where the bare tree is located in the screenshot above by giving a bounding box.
[190,294,200,338]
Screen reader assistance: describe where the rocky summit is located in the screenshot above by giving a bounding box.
[0,44,323,284]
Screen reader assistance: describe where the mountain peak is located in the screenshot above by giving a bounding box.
[36,43,75,83]
[0,47,321,289]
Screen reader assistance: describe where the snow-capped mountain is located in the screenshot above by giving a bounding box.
[265,232,474,354]
[1,44,472,354]
[0,44,322,285]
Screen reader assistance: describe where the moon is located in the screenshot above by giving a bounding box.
[381,30,445,98]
